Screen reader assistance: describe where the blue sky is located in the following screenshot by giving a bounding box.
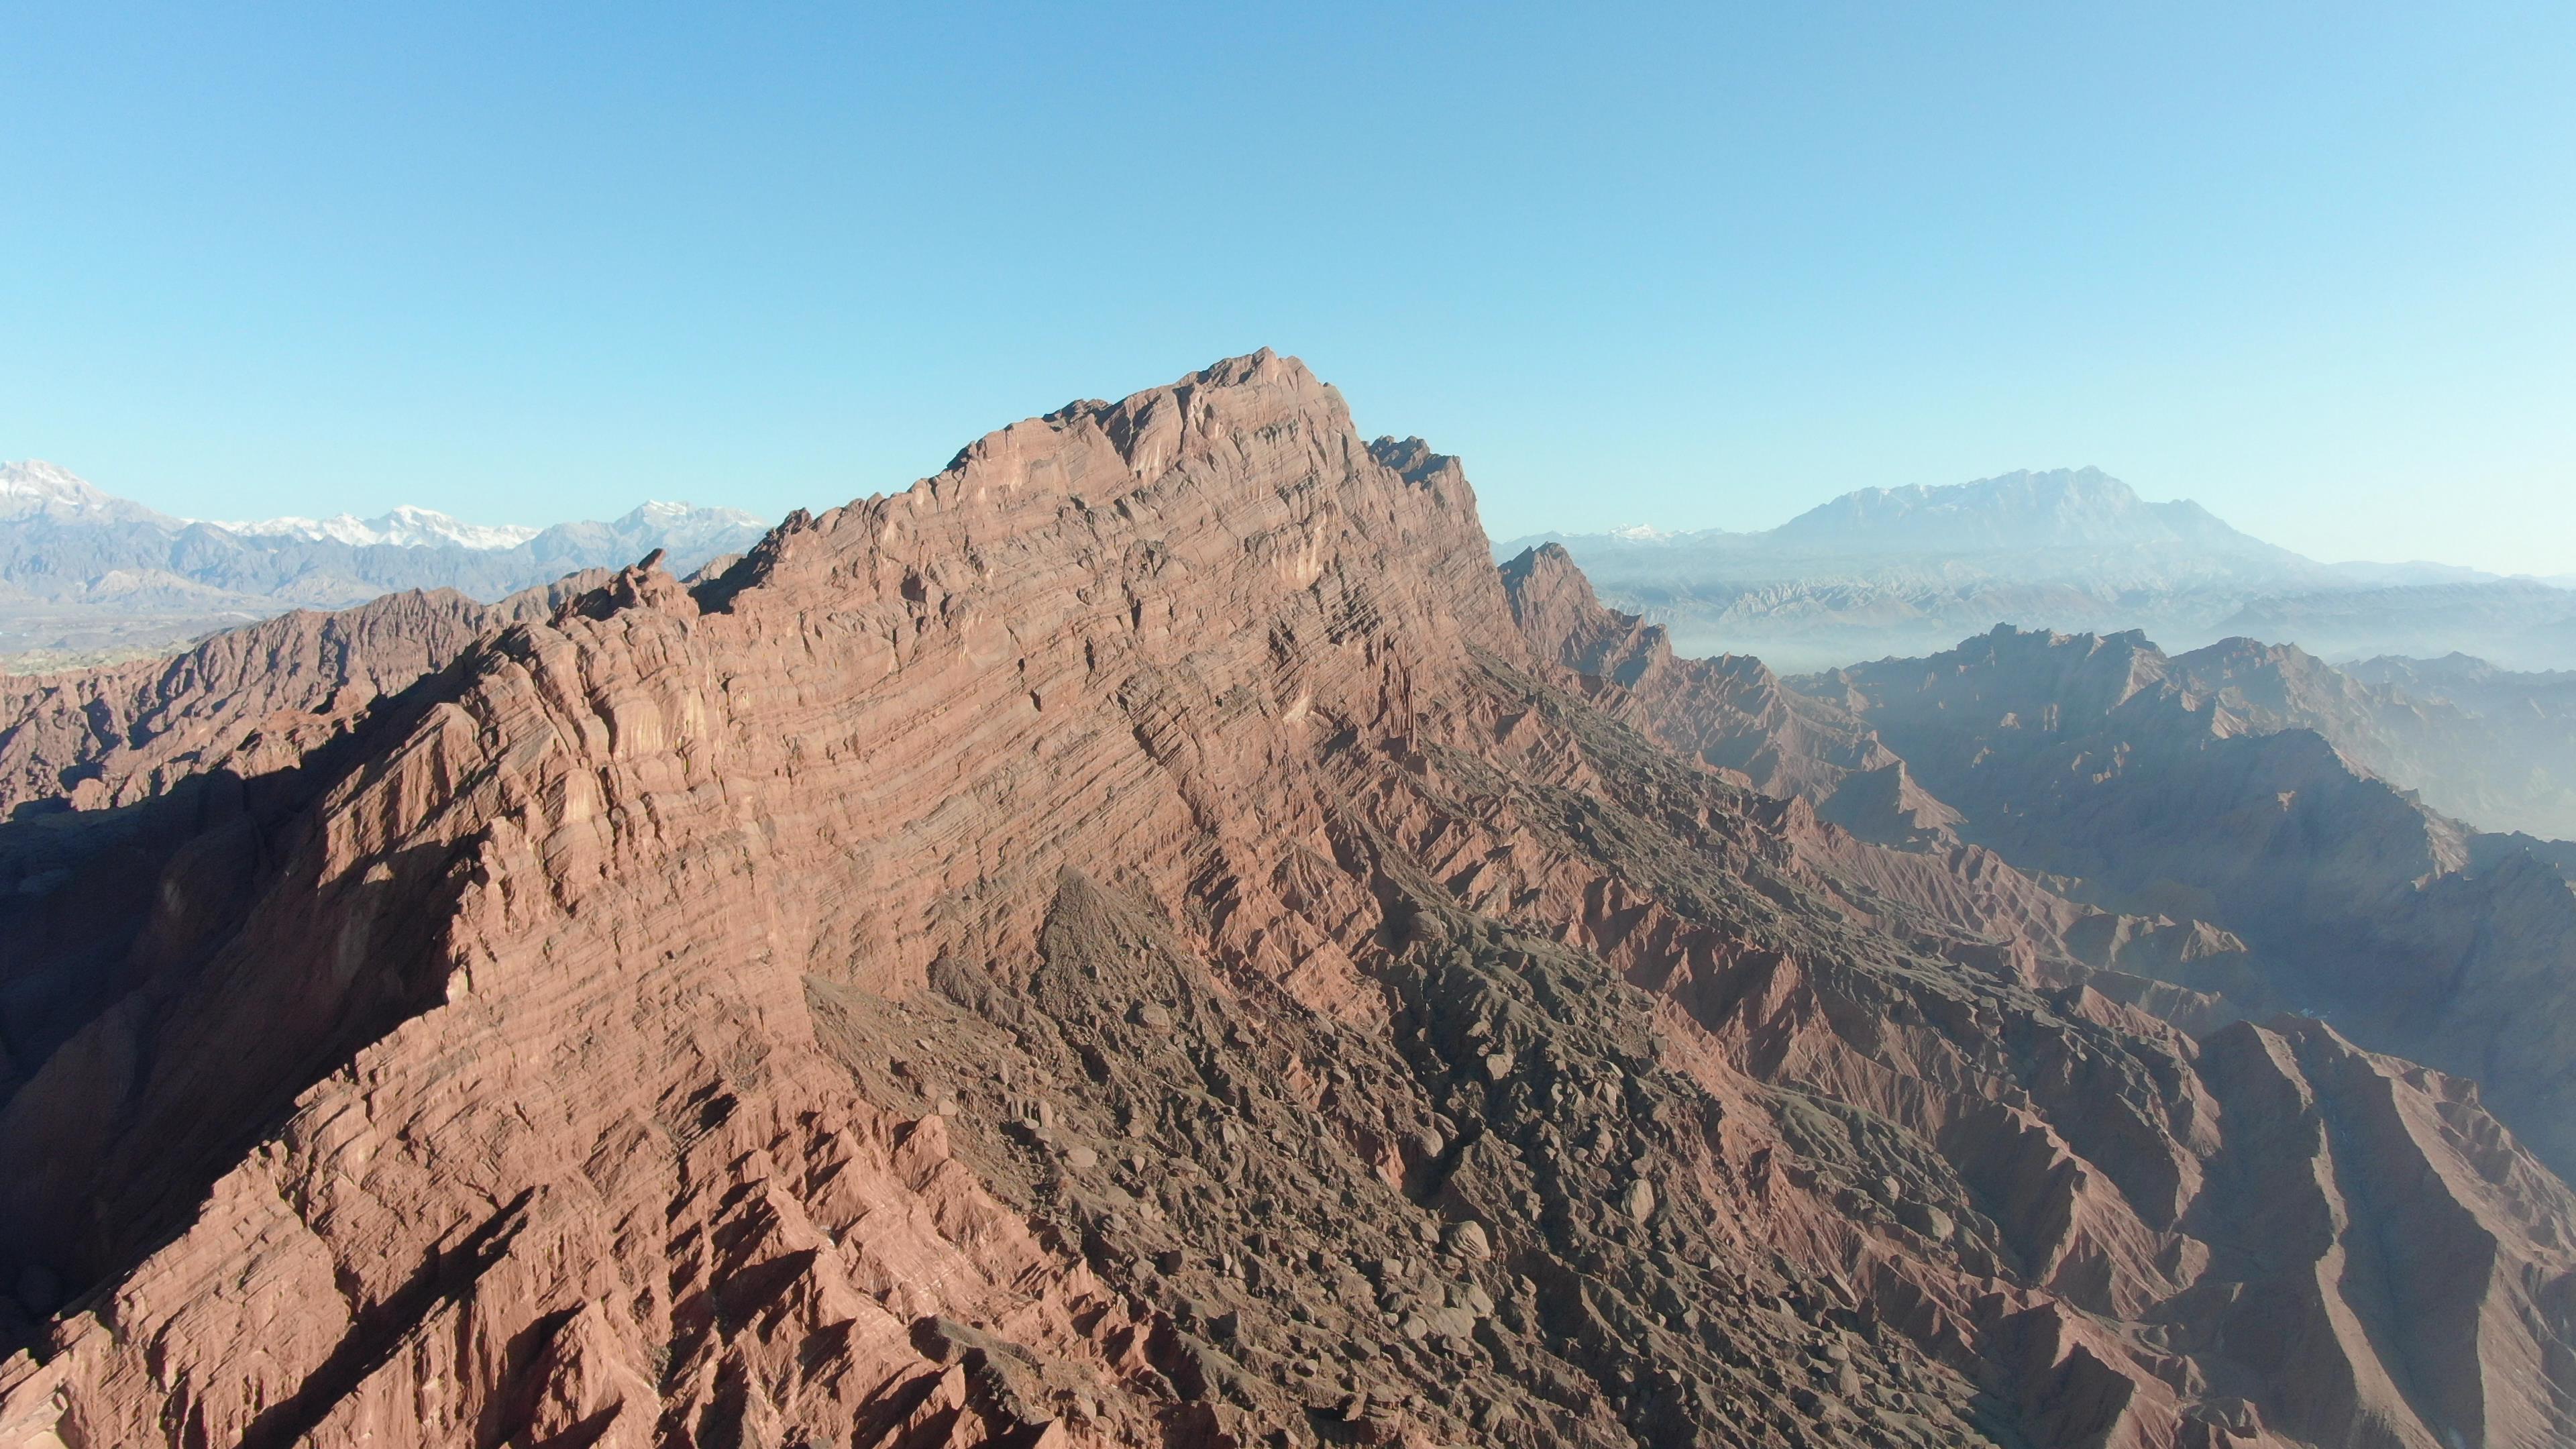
[5,3,2572,571]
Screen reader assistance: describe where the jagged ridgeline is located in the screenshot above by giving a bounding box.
[1,354,2568,1449]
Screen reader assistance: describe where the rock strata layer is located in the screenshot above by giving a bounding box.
[0,355,2569,1449]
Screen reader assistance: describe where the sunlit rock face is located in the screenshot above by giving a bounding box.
[0,354,2567,1449]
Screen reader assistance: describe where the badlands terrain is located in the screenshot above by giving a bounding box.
[1,354,2571,1448]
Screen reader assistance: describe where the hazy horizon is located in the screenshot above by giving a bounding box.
[7,5,2572,573]
[19,446,2558,583]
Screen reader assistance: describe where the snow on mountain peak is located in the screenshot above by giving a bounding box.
[625,499,764,526]
[210,506,541,551]
[1,460,89,502]
[1,460,176,525]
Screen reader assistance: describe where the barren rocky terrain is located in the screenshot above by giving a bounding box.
[1799,625,2576,1182]
[1,355,2569,1448]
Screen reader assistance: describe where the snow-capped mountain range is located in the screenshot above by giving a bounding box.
[209,505,545,551]
[2,460,774,669]
[0,458,172,526]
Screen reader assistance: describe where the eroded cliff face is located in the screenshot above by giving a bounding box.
[0,571,611,820]
[1,588,493,819]
[1,355,2569,1449]
[0,574,615,1126]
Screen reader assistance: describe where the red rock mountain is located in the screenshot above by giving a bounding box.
[1497,545,1962,848]
[0,575,606,820]
[1,355,2569,1449]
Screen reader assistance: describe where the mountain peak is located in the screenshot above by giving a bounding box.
[9,357,2574,1449]
[714,352,1509,664]
[0,460,174,526]
[1768,466,2271,554]
[213,505,544,550]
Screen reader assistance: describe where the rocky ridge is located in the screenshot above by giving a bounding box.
[0,575,608,820]
[2337,652,2576,839]
[1496,545,2263,1014]
[2163,637,2576,841]
[0,356,2567,1448]
[1803,625,2576,1180]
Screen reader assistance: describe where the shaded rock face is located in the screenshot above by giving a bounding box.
[1497,545,1959,847]
[1498,545,2261,1018]
[1801,624,2576,1182]
[0,354,2569,1449]
[0,577,613,1119]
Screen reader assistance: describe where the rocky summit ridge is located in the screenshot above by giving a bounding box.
[0,354,2570,1449]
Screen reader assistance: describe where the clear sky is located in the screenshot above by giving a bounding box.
[5,3,2572,572]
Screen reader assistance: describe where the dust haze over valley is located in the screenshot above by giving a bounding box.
[9,7,2576,1448]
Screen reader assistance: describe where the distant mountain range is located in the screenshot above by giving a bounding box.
[1758,466,2287,557]
[205,502,545,551]
[1501,466,2576,671]
[1,460,769,669]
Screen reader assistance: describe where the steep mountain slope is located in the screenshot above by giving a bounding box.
[1803,625,2576,1179]
[1498,545,2266,1017]
[0,574,608,820]
[0,460,171,527]
[1,358,2567,1449]
[2169,639,2576,841]
[0,460,767,670]
[1495,544,1960,847]
[2342,654,2576,838]
[1505,468,2576,672]
[0,573,618,1163]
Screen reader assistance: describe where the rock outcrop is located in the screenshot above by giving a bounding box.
[1,356,2569,1448]
[1499,545,2263,1016]
[0,578,606,820]
[1498,544,1960,847]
